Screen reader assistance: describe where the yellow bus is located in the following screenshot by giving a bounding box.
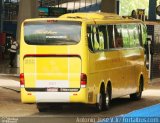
[20,12,148,111]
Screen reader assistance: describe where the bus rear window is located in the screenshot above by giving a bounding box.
[24,21,81,45]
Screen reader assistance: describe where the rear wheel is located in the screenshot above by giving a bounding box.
[96,84,111,111]
[37,103,48,112]
[96,92,106,111]
[130,79,143,100]
[96,86,106,111]
[105,85,111,110]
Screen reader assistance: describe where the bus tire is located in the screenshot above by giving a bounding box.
[105,85,111,110]
[130,78,143,100]
[96,93,105,111]
[96,85,106,111]
[37,103,47,112]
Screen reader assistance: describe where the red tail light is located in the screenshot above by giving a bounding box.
[81,73,87,88]
[20,73,25,86]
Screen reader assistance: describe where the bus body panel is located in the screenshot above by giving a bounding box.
[21,88,88,103]
[24,56,81,88]
[87,48,144,99]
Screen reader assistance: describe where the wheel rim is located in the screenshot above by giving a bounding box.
[98,94,103,110]
[106,93,109,106]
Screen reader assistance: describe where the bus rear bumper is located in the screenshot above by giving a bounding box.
[21,88,88,104]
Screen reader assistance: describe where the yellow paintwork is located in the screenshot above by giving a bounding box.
[24,57,81,88]
[21,88,36,103]
[20,12,148,104]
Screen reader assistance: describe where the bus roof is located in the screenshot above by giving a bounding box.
[59,12,123,20]
[59,12,143,23]
[23,12,143,24]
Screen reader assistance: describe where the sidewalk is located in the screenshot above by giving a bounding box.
[0,75,20,92]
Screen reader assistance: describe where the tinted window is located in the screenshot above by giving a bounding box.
[108,25,114,48]
[128,24,140,47]
[87,23,142,51]
[24,21,81,45]
[141,24,147,46]
[87,25,108,51]
[121,25,130,48]
[114,25,123,48]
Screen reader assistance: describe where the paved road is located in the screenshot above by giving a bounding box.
[0,79,160,123]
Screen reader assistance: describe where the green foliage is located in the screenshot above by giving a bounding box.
[120,0,149,16]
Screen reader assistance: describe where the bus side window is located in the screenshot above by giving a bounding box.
[141,24,147,46]
[135,25,141,47]
[138,24,143,47]
[92,26,100,51]
[122,24,130,48]
[107,25,115,49]
[98,25,107,50]
[87,26,94,51]
[128,24,140,47]
[114,25,123,48]
[87,25,100,51]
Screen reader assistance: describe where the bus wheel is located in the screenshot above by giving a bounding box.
[105,85,111,110]
[130,79,143,100]
[96,85,106,111]
[96,93,105,111]
[37,103,47,112]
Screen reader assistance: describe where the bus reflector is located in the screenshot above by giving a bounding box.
[27,93,32,96]
[20,73,25,86]
[81,73,87,88]
[73,93,78,96]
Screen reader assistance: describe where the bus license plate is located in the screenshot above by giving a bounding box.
[47,88,58,92]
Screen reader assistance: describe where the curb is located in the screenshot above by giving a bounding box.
[0,86,20,93]
[0,73,19,77]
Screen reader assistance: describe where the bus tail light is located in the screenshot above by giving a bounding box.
[20,73,25,87]
[81,73,87,88]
